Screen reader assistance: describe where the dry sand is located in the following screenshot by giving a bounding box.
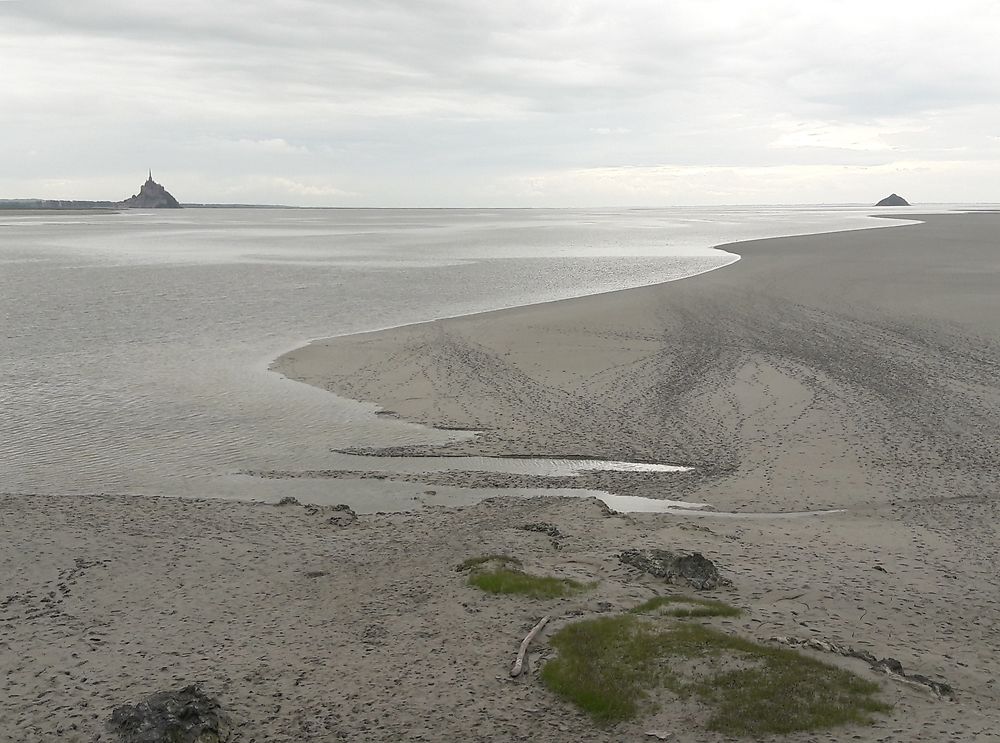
[5,213,1000,741]
[4,493,999,742]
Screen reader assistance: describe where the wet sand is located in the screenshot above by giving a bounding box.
[275,214,1000,513]
[5,213,1000,741]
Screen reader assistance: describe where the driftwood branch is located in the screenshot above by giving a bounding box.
[510,616,550,678]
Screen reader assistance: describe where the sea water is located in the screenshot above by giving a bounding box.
[0,205,930,509]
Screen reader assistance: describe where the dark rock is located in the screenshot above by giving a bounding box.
[120,172,181,209]
[909,673,955,699]
[773,636,956,700]
[275,496,301,507]
[872,657,955,699]
[873,657,905,675]
[875,193,910,207]
[517,522,562,538]
[304,503,357,526]
[846,648,879,666]
[329,504,357,525]
[108,685,229,743]
[619,549,730,590]
[595,500,617,517]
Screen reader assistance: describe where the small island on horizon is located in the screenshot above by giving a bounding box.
[875,193,911,207]
[0,172,182,210]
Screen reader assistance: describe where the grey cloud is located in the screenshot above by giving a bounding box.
[1,0,998,205]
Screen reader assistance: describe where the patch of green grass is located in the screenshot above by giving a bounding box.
[629,594,742,618]
[455,554,522,572]
[458,554,593,599]
[541,616,890,735]
[683,624,892,735]
[541,615,668,722]
[468,567,592,599]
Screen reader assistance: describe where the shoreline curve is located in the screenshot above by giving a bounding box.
[269,212,923,365]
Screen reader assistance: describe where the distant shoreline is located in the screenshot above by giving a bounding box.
[0,200,296,210]
[5,201,999,212]
[0,199,120,210]
[271,215,919,355]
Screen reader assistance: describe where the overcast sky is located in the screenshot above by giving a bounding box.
[2,1,999,206]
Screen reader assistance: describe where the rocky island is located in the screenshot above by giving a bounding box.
[875,193,910,206]
[120,172,181,209]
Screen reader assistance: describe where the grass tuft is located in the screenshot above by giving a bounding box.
[458,554,592,599]
[541,615,664,722]
[541,616,890,734]
[629,594,741,618]
[468,568,591,600]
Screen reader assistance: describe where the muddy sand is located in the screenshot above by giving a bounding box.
[4,213,1000,741]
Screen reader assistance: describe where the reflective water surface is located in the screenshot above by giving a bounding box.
[1,206,922,509]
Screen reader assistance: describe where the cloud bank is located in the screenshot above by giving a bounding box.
[1,0,998,205]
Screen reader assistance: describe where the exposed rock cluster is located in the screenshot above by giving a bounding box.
[771,636,954,699]
[619,549,730,590]
[108,685,230,742]
[517,522,563,538]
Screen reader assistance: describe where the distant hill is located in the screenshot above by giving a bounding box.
[875,193,910,207]
[120,172,181,208]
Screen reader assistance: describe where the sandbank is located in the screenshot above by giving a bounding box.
[274,214,1000,513]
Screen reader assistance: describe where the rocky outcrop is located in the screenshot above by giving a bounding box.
[875,193,910,206]
[120,173,181,209]
[619,549,730,590]
[517,522,563,538]
[771,636,955,699]
[315,503,358,526]
[269,496,357,525]
[108,685,230,742]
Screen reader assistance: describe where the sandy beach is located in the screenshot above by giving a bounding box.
[5,213,1000,741]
